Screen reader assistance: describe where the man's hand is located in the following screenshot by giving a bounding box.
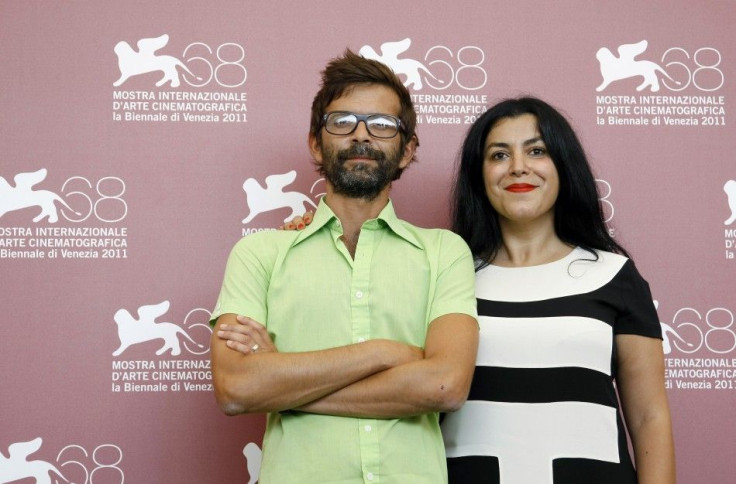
[217,315,277,355]
[278,211,313,230]
[211,312,428,415]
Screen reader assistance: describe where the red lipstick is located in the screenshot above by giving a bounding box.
[505,183,536,193]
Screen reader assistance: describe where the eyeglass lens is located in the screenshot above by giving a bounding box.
[325,112,399,138]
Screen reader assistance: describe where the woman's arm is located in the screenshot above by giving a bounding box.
[616,334,676,484]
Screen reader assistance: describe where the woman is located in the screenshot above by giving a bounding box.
[441,97,675,484]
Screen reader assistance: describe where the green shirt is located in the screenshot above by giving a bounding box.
[212,199,477,484]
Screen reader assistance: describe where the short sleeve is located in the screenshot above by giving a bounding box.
[209,234,277,326]
[427,231,478,323]
[615,260,662,339]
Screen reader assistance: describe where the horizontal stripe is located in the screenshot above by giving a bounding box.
[476,293,618,322]
[467,366,617,406]
[475,248,627,302]
[447,456,637,484]
[476,315,613,375]
[442,400,619,484]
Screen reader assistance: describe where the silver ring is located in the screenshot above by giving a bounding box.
[251,344,260,352]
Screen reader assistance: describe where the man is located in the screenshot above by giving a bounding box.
[210,49,478,484]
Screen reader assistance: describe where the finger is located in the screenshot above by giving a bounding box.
[237,322,268,346]
[303,211,314,225]
[217,327,251,344]
[285,222,296,230]
[218,327,263,355]
[292,216,305,230]
[226,339,257,354]
[236,315,263,327]
[221,321,253,335]
[249,324,271,345]
[236,317,268,336]
[225,333,266,354]
[235,317,275,352]
[236,315,265,328]
[232,317,265,341]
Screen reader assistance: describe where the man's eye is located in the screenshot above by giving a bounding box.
[369,117,397,129]
[333,116,355,127]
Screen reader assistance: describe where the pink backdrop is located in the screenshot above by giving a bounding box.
[1,1,733,482]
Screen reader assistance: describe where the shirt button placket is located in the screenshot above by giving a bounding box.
[360,417,379,483]
[353,229,377,482]
[351,228,371,345]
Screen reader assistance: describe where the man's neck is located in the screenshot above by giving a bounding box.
[323,185,391,251]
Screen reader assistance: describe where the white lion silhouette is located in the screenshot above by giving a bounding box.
[654,300,694,355]
[0,438,68,484]
[112,301,204,356]
[243,442,262,484]
[0,169,79,223]
[359,38,442,91]
[242,170,318,224]
[660,322,695,355]
[724,180,736,225]
[595,40,680,92]
[113,34,200,87]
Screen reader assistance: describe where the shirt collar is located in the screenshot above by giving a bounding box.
[293,198,422,249]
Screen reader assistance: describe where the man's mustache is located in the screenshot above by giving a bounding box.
[337,144,386,163]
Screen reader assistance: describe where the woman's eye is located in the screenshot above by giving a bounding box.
[490,152,507,161]
[530,147,547,156]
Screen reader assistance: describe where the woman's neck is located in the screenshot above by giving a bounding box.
[493,218,573,267]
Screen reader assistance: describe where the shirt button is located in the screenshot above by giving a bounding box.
[367,472,374,481]
[364,425,372,432]
[355,290,364,299]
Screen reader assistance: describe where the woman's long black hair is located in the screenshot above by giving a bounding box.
[451,96,629,269]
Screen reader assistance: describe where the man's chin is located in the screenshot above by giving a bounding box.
[331,176,388,200]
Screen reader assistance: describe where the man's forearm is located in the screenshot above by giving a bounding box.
[211,314,422,415]
[297,358,469,418]
[298,313,479,418]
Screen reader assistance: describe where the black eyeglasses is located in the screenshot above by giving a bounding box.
[321,111,403,139]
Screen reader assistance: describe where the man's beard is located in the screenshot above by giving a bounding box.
[319,142,403,200]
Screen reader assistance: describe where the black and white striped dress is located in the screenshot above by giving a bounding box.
[442,247,662,484]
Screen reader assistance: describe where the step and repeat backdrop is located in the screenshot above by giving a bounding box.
[1,1,734,482]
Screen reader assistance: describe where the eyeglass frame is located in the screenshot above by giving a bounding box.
[320,111,404,139]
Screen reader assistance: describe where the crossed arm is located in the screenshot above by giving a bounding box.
[616,334,676,484]
[211,312,478,418]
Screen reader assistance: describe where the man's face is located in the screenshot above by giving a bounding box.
[310,84,414,200]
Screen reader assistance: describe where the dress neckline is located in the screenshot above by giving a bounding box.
[488,246,583,271]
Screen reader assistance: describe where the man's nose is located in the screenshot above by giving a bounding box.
[351,119,373,142]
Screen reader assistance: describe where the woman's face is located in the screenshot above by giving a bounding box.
[482,113,559,227]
